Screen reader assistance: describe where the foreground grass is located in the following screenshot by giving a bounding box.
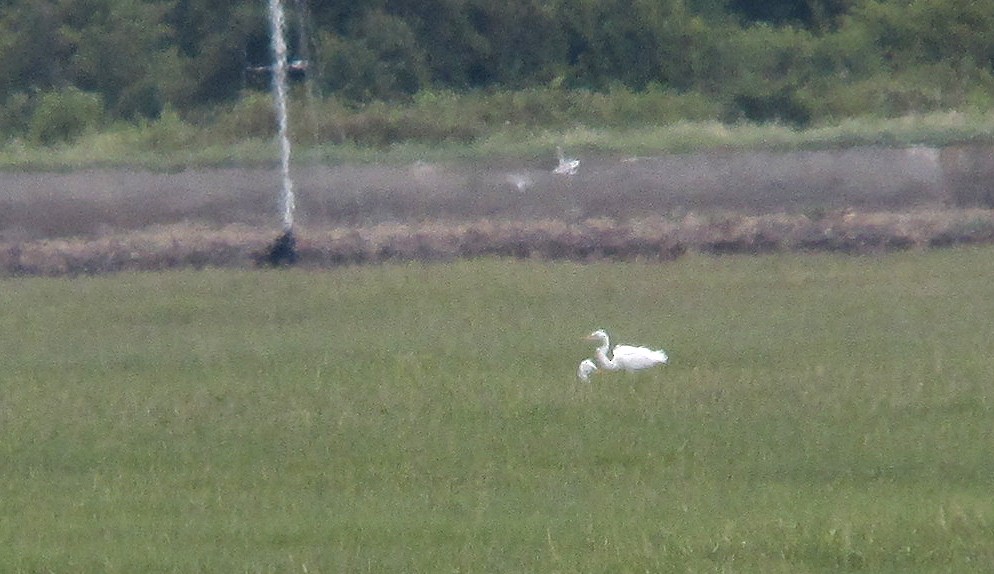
[1,250,993,571]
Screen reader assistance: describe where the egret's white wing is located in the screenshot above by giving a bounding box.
[612,345,668,371]
[553,147,579,175]
[553,159,579,175]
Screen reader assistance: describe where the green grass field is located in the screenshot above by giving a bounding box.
[2,249,994,572]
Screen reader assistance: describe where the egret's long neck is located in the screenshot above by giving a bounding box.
[593,337,619,370]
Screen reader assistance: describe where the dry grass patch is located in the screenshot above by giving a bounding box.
[3,209,994,276]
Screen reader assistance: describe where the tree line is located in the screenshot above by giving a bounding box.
[1,0,993,143]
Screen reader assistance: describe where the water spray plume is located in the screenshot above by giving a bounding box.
[262,0,298,266]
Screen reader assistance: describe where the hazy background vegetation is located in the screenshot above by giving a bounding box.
[2,0,994,155]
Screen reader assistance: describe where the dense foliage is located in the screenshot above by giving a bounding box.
[1,0,993,144]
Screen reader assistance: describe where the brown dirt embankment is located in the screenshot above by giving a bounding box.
[4,210,994,276]
[1,145,993,275]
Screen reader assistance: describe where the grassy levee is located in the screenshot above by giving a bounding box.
[5,108,994,171]
[2,249,994,572]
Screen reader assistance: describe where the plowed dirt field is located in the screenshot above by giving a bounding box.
[2,145,992,275]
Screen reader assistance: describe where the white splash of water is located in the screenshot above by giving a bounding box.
[268,0,295,231]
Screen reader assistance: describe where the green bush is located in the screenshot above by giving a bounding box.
[716,25,819,125]
[28,88,104,146]
[323,100,483,147]
[0,92,34,140]
[114,81,165,121]
[137,107,199,150]
[208,91,277,141]
[315,11,429,102]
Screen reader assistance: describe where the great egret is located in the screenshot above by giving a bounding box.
[554,146,579,175]
[586,329,668,373]
[577,358,598,382]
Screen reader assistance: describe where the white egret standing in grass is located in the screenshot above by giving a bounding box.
[553,146,579,175]
[577,358,598,382]
[585,329,668,373]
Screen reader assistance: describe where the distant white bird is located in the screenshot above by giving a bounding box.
[577,358,598,382]
[553,146,579,176]
[506,173,533,191]
[586,329,668,373]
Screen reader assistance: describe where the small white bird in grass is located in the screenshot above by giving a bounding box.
[577,358,598,382]
[506,173,534,191]
[585,329,668,374]
[553,146,580,175]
